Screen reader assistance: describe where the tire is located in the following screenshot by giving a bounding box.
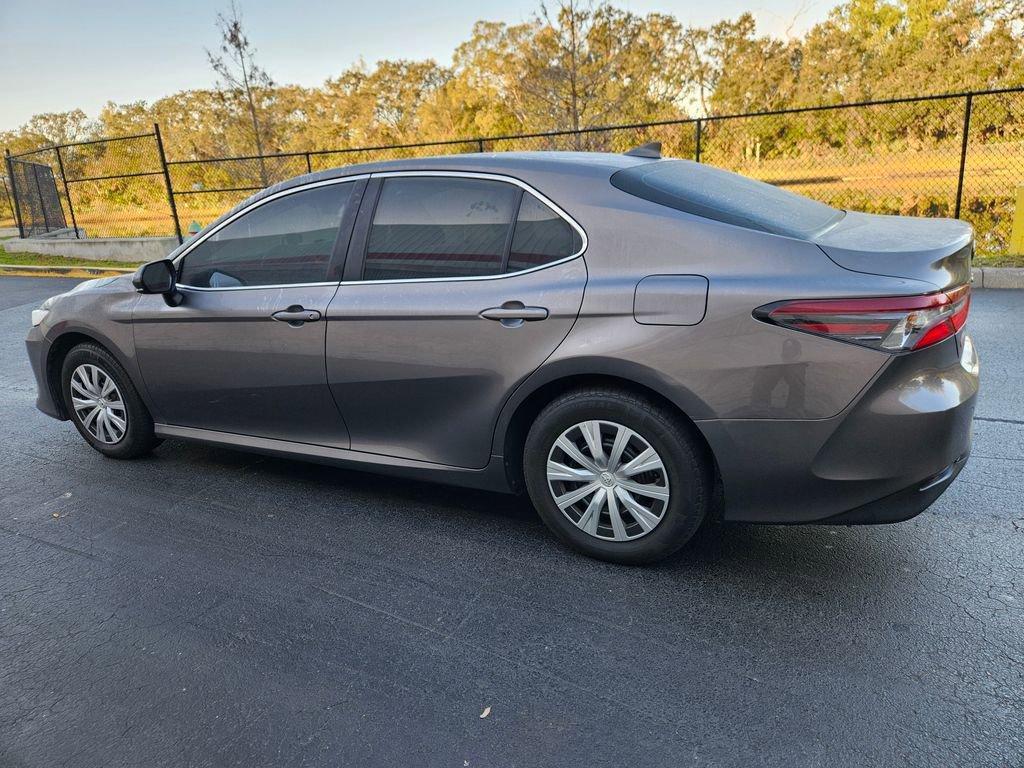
[60,342,160,459]
[523,388,711,565]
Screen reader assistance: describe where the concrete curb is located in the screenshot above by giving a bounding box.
[0,264,136,279]
[5,235,178,263]
[972,267,1024,289]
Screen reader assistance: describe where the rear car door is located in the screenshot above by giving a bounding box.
[325,172,587,468]
[133,177,366,447]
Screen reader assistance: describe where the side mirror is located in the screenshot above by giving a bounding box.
[132,259,183,306]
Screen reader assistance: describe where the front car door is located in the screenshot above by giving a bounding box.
[326,172,587,468]
[133,177,366,447]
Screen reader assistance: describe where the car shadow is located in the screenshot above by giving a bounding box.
[183,443,913,589]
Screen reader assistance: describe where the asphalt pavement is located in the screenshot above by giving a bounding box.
[1,276,1021,767]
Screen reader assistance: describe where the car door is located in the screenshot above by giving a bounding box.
[133,177,366,447]
[325,172,587,468]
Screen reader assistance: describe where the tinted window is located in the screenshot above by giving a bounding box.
[180,183,354,288]
[507,193,582,272]
[364,177,518,280]
[610,160,844,239]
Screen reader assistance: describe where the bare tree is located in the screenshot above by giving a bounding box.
[208,2,274,184]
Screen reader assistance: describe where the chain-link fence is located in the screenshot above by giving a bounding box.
[165,140,486,233]
[5,158,67,236]
[4,126,179,241]
[0,174,17,230]
[699,89,1024,259]
[4,86,1023,259]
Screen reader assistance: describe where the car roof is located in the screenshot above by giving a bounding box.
[274,150,650,189]
[269,150,648,195]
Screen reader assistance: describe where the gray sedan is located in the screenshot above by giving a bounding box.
[25,149,978,563]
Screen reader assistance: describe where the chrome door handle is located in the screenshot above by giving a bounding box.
[271,307,321,325]
[479,302,549,325]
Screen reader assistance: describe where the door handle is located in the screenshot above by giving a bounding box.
[271,306,321,326]
[479,302,549,326]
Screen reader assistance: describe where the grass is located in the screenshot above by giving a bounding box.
[973,252,1024,268]
[0,248,141,271]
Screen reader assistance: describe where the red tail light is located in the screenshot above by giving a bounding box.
[755,284,970,352]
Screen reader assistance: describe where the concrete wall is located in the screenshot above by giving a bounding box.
[2,236,179,263]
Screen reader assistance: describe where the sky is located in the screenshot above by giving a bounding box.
[0,0,830,132]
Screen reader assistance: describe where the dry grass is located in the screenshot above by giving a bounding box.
[0,246,144,270]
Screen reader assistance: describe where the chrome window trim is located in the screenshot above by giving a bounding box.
[173,170,588,291]
[172,175,369,292]
[178,282,341,293]
[345,170,588,286]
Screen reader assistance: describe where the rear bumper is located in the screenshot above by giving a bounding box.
[819,452,968,524]
[698,333,978,524]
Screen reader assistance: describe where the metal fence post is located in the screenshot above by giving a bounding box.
[4,150,24,238]
[154,123,183,244]
[694,119,703,163]
[31,164,49,230]
[53,145,80,239]
[477,138,485,153]
[954,93,973,220]
[305,152,313,174]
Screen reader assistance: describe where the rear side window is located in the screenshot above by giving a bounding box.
[364,177,519,280]
[610,160,844,239]
[180,182,354,287]
[508,193,583,272]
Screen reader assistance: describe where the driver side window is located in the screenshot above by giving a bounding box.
[179,182,355,288]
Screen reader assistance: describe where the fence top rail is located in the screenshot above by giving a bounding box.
[166,138,486,166]
[6,130,158,159]
[6,156,52,167]
[166,149,311,166]
[701,84,1024,123]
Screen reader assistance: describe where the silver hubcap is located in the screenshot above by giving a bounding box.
[546,420,670,542]
[70,364,127,444]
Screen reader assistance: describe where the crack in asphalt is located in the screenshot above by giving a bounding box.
[973,415,1024,425]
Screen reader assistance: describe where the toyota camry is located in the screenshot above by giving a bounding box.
[26,146,979,563]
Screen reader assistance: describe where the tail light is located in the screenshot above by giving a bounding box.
[755,284,970,352]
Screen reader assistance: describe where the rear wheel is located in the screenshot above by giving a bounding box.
[60,343,160,459]
[524,388,711,564]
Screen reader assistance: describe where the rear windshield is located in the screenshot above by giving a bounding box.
[610,160,844,239]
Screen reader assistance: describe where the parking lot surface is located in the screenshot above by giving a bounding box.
[1,276,1022,767]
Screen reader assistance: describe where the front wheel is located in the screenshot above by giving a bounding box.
[523,389,712,564]
[60,343,160,459]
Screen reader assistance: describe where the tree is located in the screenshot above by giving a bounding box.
[0,110,91,155]
[208,2,275,182]
[513,2,662,142]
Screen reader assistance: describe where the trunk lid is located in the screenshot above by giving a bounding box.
[814,211,973,290]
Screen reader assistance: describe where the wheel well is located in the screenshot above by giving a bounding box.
[45,332,102,420]
[501,373,721,499]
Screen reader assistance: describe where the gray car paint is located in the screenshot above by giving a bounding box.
[816,210,973,288]
[326,255,587,468]
[132,283,351,447]
[632,275,709,326]
[25,151,978,525]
